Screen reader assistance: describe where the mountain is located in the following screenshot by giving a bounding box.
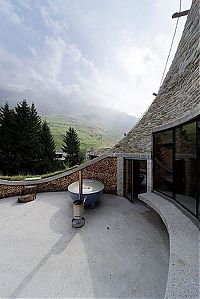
[0,97,137,150]
[42,106,137,151]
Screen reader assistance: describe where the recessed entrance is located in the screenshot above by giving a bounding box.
[124,159,147,201]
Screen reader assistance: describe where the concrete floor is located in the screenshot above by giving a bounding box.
[0,192,169,298]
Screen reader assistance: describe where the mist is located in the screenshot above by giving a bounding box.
[0,0,191,117]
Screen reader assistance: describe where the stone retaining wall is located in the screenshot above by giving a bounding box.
[0,157,117,199]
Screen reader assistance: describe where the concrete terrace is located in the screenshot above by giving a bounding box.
[0,192,169,298]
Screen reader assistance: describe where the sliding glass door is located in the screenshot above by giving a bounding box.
[153,130,173,197]
[197,120,200,220]
[153,115,200,219]
[174,122,197,214]
[124,159,147,201]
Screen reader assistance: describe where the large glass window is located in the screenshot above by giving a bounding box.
[124,159,133,201]
[175,122,197,214]
[153,116,200,219]
[153,130,173,197]
[197,121,200,220]
[124,159,147,201]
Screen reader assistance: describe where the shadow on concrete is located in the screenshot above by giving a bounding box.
[10,193,78,298]
[9,192,169,298]
[10,226,77,298]
[78,199,169,298]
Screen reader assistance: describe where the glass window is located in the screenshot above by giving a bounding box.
[197,120,200,220]
[124,159,132,201]
[138,160,147,195]
[153,118,199,218]
[124,159,147,201]
[174,122,197,214]
[154,130,173,197]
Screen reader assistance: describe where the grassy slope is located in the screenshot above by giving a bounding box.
[42,114,121,151]
[0,113,133,180]
[0,169,68,181]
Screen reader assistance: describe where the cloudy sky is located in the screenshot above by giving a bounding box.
[0,0,191,116]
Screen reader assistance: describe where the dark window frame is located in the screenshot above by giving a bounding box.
[123,158,147,201]
[153,130,174,199]
[197,120,200,220]
[153,115,200,219]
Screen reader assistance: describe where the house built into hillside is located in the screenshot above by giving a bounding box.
[113,0,200,221]
[0,0,199,222]
[0,2,199,297]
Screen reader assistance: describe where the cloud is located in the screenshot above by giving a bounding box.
[0,0,191,116]
[117,46,156,76]
[0,0,21,24]
[17,0,31,10]
[40,5,68,36]
[0,35,99,112]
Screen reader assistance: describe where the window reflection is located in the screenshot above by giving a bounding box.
[124,159,147,201]
[154,130,173,197]
[175,123,197,214]
[124,159,132,201]
[197,121,200,220]
[153,117,199,218]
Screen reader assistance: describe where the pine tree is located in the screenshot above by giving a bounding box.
[62,126,80,167]
[39,121,56,172]
[14,100,42,174]
[0,100,63,175]
[0,102,16,175]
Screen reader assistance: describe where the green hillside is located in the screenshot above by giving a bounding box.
[42,114,123,151]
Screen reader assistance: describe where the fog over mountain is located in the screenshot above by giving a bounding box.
[0,0,190,118]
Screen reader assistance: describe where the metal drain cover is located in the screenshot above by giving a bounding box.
[72,217,85,228]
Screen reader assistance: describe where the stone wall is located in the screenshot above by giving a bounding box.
[0,157,117,199]
[0,185,25,199]
[114,0,200,155]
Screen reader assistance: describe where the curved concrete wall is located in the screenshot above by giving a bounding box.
[139,193,199,299]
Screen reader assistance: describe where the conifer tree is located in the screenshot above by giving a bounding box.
[0,102,15,175]
[62,126,80,167]
[39,121,56,172]
[0,100,63,175]
[14,100,42,174]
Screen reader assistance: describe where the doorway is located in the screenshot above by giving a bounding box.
[124,159,147,201]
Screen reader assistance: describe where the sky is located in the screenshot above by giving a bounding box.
[0,0,191,117]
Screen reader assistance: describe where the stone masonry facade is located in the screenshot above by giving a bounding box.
[113,0,199,197]
[0,157,117,199]
[113,0,200,155]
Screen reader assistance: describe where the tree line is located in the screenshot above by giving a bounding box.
[0,100,82,176]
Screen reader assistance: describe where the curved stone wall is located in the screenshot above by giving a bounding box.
[114,0,200,154]
[0,157,117,199]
